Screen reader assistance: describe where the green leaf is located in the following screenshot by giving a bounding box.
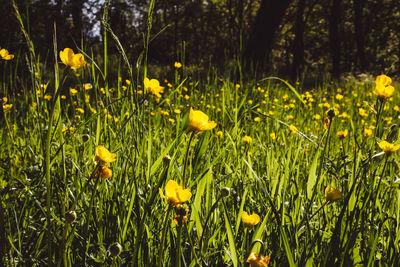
[307,151,320,200]
[223,204,238,267]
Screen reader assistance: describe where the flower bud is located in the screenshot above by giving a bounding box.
[162,155,171,166]
[109,242,123,257]
[66,211,77,223]
[82,134,90,143]
[221,187,230,197]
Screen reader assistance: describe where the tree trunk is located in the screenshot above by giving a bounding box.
[70,0,85,43]
[291,0,306,80]
[329,0,341,78]
[353,0,367,72]
[243,0,293,71]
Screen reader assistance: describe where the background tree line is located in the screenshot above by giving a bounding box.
[1,0,399,80]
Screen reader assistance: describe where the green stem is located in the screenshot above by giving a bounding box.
[184,223,201,266]
[242,228,248,262]
[44,95,55,264]
[309,201,329,221]
[158,206,172,267]
[182,132,195,187]
[372,156,388,218]
[176,226,182,267]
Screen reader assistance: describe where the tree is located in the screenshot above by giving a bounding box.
[291,0,307,80]
[243,0,293,71]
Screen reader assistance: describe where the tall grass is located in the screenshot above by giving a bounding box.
[1,1,400,266]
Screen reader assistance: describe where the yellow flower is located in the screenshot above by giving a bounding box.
[0,48,14,60]
[2,97,7,103]
[83,83,92,90]
[378,141,400,156]
[289,125,298,133]
[187,108,217,133]
[76,108,84,114]
[241,211,260,228]
[373,74,394,100]
[216,130,223,137]
[144,78,164,98]
[246,252,270,267]
[159,180,192,207]
[243,136,253,144]
[174,109,182,114]
[375,74,392,87]
[174,61,182,68]
[359,108,368,117]
[325,186,342,203]
[313,114,321,120]
[59,48,86,69]
[270,132,276,140]
[125,79,131,85]
[373,84,395,100]
[3,104,12,110]
[254,117,261,122]
[44,95,52,101]
[94,145,116,166]
[337,129,348,140]
[364,128,373,137]
[335,94,343,100]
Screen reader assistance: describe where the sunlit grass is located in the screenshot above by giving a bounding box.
[1,1,400,266]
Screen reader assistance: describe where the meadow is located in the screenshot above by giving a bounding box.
[1,3,400,267]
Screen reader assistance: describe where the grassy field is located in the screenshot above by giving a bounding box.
[2,3,400,267]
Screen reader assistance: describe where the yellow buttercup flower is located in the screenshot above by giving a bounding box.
[364,128,373,137]
[94,145,117,166]
[337,129,348,140]
[246,252,270,267]
[0,48,14,60]
[159,180,192,207]
[378,141,400,156]
[174,61,182,68]
[373,74,394,100]
[325,186,342,203]
[3,104,12,110]
[375,74,392,87]
[289,125,298,134]
[243,136,253,144]
[241,211,260,228]
[216,130,223,137]
[187,108,217,133]
[59,48,86,69]
[144,77,164,98]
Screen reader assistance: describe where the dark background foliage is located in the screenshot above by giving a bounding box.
[1,0,399,80]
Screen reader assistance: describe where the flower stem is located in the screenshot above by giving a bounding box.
[184,223,201,266]
[176,226,182,267]
[309,201,329,220]
[158,206,172,267]
[182,132,195,188]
